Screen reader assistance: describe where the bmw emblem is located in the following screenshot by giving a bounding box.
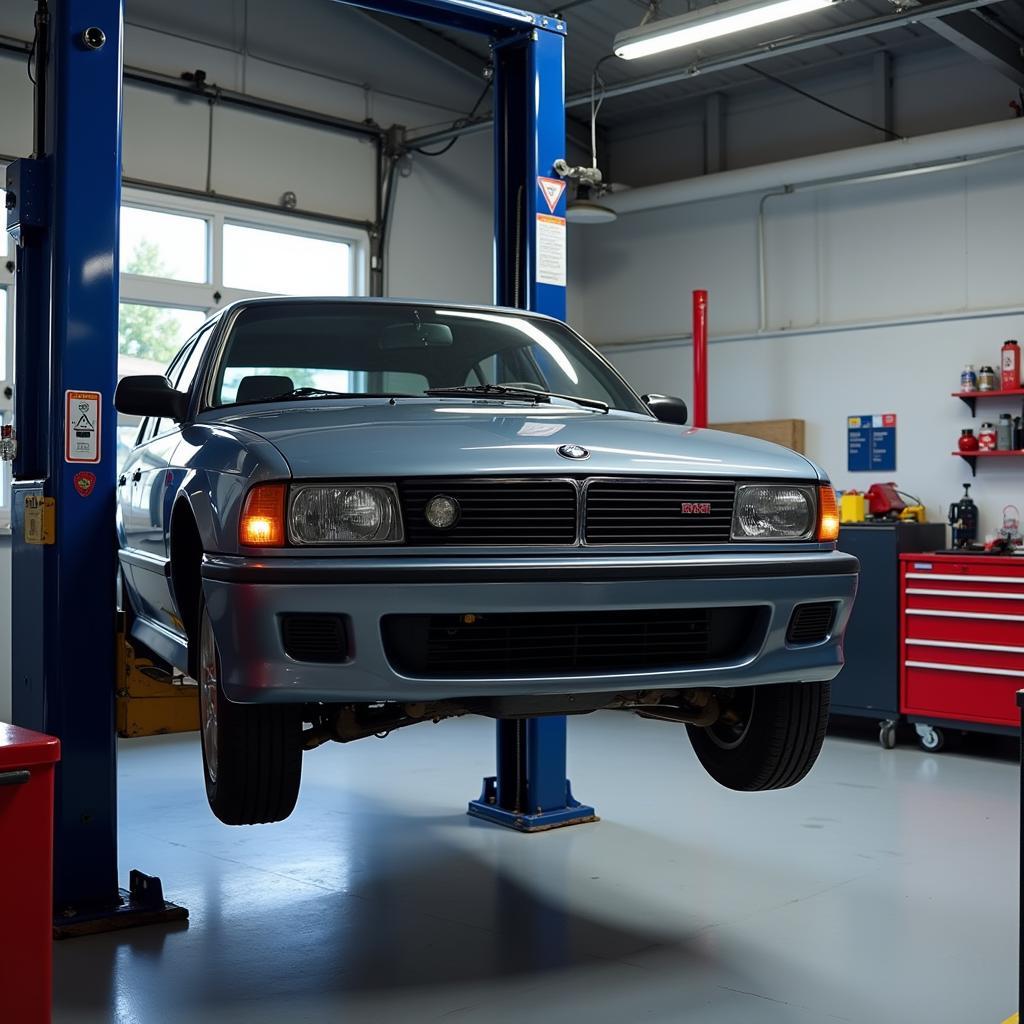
[557,444,590,461]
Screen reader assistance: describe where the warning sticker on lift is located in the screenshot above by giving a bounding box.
[537,176,566,215]
[536,213,566,287]
[65,390,101,464]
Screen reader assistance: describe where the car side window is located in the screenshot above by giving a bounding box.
[147,329,203,442]
[175,321,217,397]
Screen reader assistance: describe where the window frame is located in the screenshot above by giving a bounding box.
[119,187,369,313]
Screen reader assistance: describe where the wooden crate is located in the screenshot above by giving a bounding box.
[710,418,805,453]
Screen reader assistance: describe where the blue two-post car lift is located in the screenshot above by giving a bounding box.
[5,0,593,932]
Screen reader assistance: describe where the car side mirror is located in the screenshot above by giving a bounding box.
[642,394,688,426]
[115,375,188,422]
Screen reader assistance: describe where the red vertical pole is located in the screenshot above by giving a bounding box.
[692,289,708,428]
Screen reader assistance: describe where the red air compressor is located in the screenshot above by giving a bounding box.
[865,482,906,518]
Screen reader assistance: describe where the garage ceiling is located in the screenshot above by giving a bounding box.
[376,0,1024,129]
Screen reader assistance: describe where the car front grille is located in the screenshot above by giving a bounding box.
[584,478,735,545]
[399,478,578,546]
[381,607,760,678]
[397,477,738,546]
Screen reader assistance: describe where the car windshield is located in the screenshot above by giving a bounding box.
[209,302,648,414]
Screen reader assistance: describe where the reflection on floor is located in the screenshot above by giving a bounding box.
[53,712,1018,1023]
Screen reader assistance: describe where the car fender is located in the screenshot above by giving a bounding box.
[174,423,291,554]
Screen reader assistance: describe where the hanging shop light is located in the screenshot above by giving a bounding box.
[614,0,841,61]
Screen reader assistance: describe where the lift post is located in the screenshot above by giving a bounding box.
[8,0,187,933]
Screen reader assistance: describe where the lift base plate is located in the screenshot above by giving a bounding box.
[467,776,598,832]
[53,870,188,939]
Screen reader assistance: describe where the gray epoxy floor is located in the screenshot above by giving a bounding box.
[54,714,1018,1024]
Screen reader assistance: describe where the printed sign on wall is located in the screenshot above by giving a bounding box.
[848,413,897,472]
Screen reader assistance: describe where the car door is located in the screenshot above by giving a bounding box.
[122,323,215,630]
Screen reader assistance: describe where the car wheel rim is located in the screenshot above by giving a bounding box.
[706,689,756,750]
[199,608,219,784]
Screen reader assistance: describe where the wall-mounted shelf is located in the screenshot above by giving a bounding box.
[952,388,1024,416]
[952,450,1024,477]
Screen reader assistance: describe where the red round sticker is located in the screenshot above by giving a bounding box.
[74,471,96,497]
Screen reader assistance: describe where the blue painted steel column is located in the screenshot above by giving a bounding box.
[11,0,123,915]
[468,20,596,831]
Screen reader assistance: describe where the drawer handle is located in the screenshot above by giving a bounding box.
[906,638,1024,655]
[906,588,1024,601]
[906,573,1024,584]
[905,659,1024,679]
[0,770,30,787]
[906,609,1024,622]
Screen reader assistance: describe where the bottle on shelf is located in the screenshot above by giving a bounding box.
[997,413,1013,450]
[960,364,978,392]
[979,422,997,450]
[1002,339,1021,390]
[979,365,998,391]
[959,428,979,452]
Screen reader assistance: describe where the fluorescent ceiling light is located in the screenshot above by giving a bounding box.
[614,0,839,60]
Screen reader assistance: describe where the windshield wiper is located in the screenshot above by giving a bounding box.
[425,384,608,412]
[241,388,416,405]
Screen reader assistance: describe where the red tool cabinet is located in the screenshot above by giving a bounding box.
[900,553,1024,736]
[0,723,60,1023]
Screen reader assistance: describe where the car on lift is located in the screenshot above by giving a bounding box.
[115,297,857,825]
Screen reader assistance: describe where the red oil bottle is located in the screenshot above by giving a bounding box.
[1001,339,1020,390]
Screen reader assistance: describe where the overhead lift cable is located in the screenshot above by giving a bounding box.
[749,65,904,140]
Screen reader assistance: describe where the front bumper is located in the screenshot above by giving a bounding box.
[201,549,858,703]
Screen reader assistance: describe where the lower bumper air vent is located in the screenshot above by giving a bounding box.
[786,602,837,645]
[281,614,349,663]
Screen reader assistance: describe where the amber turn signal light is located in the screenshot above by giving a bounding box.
[239,483,287,547]
[818,485,840,542]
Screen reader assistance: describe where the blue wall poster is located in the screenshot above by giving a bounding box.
[847,413,897,472]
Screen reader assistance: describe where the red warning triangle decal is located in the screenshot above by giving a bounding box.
[538,176,566,214]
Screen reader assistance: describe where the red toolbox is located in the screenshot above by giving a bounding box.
[900,553,1024,735]
[0,723,60,1023]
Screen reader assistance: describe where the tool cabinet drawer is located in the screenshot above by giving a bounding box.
[902,663,1021,726]
[905,587,1024,617]
[904,609,1024,647]
[904,560,1024,581]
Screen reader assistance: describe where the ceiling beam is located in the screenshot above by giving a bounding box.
[407,0,1007,147]
[361,11,492,81]
[928,9,1024,86]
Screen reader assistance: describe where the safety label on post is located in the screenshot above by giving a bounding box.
[65,390,101,464]
[536,214,566,287]
[537,176,566,214]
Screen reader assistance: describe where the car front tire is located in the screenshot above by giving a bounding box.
[198,594,303,825]
[686,682,830,792]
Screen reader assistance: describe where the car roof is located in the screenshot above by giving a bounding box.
[214,295,569,326]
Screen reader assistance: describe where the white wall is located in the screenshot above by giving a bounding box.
[582,150,1024,540]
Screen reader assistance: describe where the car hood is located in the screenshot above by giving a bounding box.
[206,398,823,481]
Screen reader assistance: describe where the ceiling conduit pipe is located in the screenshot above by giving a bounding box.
[604,117,1024,217]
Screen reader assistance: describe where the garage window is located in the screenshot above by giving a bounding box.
[120,207,209,284]
[115,189,368,471]
[223,223,352,296]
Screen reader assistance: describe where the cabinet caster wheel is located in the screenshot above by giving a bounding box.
[915,724,944,752]
[879,723,897,750]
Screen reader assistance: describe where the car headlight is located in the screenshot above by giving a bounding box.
[288,484,404,544]
[731,484,816,540]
